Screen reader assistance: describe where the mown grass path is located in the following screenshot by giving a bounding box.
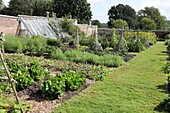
[53,42,168,113]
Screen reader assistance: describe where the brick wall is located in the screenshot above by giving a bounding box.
[77,24,98,36]
[0,15,19,35]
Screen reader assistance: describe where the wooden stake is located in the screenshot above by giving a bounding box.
[0,49,23,113]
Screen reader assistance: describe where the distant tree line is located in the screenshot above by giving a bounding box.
[93,4,169,30]
[0,1,170,30]
[0,0,92,24]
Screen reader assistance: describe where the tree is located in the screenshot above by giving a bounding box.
[2,0,52,16]
[92,20,101,27]
[138,7,166,30]
[53,0,92,24]
[0,0,4,11]
[108,4,136,29]
[139,17,156,30]
[111,19,129,29]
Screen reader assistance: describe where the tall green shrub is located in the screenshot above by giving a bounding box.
[4,34,23,53]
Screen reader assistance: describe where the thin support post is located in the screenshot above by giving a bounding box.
[0,49,23,113]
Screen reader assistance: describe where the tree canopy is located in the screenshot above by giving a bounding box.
[92,20,101,28]
[0,0,4,11]
[138,7,166,30]
[139,17,156,30]
[111,19,129,29]
[53,0,92,24]
[108,4,136,29]
[1,0,52,16]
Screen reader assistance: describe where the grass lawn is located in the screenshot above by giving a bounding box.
[53,42,168,113]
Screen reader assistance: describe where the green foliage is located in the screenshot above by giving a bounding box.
[12,70,34,91]
[127,37,145,52]
[138,7,166,30]
[99,54,124,67]
[139,17,156,30]
[42,71,85,99]
[110,28,118,50]
[53,42,167,113]
[61,17,84,37]
[5,54,108,81]
[51,48,66,60]
[92,20,101,28]
[164,34,170,40]
[28,61,46,81]
[2,0,52,16]
[4,34,23,53]
[163,62,170,74]
[0,0,4,11]
[8,62,33,90]
[53,0,92,24]
[0,93,31,112]
[124,31,157,52]
[8,61,51,90]
[108,4,136,29]
[111,19,129,29]
[62,71,85,91]
[26,35,47,56]
[46,38,61,47]
[42,74,66,99]
[80,37,92,46]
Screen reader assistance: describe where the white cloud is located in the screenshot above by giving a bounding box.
[3,0,10,6]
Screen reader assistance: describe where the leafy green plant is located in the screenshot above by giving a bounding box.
[61,17,84,37]
[28,61,46,81]
[25,35,47,56]
[5,53,109,81]
[4,34,23,53]
[12,70,34,91]
[46,38,61,47]
[62,71,85,91]
[0,94,32,113]
[51,48,66,60]
[80,37,92,46]
[41,74,66,99]
[99,54,124,67]
[163,62,170,74]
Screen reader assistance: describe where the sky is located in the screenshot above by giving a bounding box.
[3,0,170,23]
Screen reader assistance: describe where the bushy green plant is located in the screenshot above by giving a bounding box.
[164,34,170,39]
[4,34,23,53]
[46,38,61,47]
[61,17,84,37]
[124,31,157,48]
[163,62,170,74]
[165,40,170,45]
[12,70,34,91]
[8,61,51,90]
[41,74,66,99]
[5,53,109,81]
[51,48,66,60]
[25,35,47,56]
[28,61,46,81]
[64,50,99,64]
[80,37,92,46]
[62,71,85,91]
[0,94,32,112]
[99,54,124,67]
[127,36,145,52]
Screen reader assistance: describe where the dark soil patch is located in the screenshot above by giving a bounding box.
[124,54,137,62]
[17,78,95,113]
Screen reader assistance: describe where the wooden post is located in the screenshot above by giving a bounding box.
[0,41,23,112]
